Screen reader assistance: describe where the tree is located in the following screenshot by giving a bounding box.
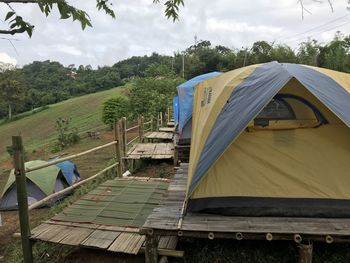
[0,69,25,120]
[0,0,184,37]
[102,96,129,127]
[297,39,320,66]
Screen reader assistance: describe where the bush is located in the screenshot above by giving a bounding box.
[102,96,129,127]
[52,117,80,152]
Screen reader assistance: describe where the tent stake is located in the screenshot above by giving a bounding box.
[12,136,33,263]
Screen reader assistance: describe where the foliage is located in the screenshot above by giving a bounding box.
[102,96,129,127]
[1,32,350,120]
[128,64,183,119]
[52,117,80,152]
[0,68,25,120]
[1,0,183,37]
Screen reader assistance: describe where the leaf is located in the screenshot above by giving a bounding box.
[5,12,15,21]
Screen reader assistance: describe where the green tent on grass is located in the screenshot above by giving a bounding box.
[0,160,74,210]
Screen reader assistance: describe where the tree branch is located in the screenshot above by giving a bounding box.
[0,29,21,34]
[0,0,38,3]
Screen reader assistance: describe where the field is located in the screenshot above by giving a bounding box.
[0,87,123,163]
[0,87,124,194]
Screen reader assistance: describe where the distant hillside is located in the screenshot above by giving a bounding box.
[0,87,123,161]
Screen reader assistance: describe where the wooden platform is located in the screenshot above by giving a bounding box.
[126,143,174,160]
[167,122,175,127]
[159,127,175,133]
[31,177,179,255]
[144,164,350,243]
[144,131,173,141]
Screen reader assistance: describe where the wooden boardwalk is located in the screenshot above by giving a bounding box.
[126,143,174,160]
[144,164,350,243]
[144,131,173,141]
[30,177,179,255]
[159,127,175,133]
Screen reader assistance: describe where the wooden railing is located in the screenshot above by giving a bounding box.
[11,112,167,262]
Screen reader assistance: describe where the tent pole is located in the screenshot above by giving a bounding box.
[12,136,33,263]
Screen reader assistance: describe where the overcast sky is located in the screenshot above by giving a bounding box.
[0,0,349,67]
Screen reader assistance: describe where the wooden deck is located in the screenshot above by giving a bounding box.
[167,122,175,127]
[144,131,173,141]
[31,177,179,255]
[144,164,350,243]
[126,143,174,160]
[159,127,175,133]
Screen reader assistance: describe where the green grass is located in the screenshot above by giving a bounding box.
[0,87,123,161]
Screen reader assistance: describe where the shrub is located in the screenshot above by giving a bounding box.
[102,96,129,127]
[52,117,80,152]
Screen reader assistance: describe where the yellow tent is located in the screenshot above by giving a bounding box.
[186,62,350,217]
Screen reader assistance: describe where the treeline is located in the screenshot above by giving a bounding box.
[0,32,349,119]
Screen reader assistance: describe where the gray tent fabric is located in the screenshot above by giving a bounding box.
[0,175,70,210]
[179,118,192,145]
[282,63,350,125]
[189,62,350,194]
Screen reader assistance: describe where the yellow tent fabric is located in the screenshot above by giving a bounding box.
[186,62,350,217]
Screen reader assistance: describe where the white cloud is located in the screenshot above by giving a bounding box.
[0,52,17,65]
[0,0,349,67]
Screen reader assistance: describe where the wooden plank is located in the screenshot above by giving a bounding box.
[82,230,121,249]
[108,233,145,254]
[59,227,94,246]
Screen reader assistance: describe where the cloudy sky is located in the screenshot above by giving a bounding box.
[0,0,349,67]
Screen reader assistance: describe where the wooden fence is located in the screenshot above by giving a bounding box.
[11,113,163,263]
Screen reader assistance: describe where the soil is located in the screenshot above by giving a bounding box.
[59,249,144,263]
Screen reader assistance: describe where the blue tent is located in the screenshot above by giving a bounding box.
[173,96,179,127]
[55,161,80,185]
[177,72,222,132]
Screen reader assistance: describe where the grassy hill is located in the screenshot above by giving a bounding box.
[0,87,123,162]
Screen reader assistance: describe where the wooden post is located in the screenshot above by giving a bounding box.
[174,146,178,166]
[139,116,144,143]
[150,115,154,132]
[145,232,158,263]
[157,112,160,130]
[114,120,123,177]
[12,136,33,263]
[298,243,313,263]
[160,112,163,127]
[167,107,170,123]
[122,117,127,157]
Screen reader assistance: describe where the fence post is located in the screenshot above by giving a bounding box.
[139,115,145,143]
[160,112,163,127]
[167,107,170,123]
[12,136,33,263]
[122,117,127,157]
[114,120,123,177]
[150,115,154,132]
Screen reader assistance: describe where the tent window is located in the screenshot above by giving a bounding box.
[254,99,295,126]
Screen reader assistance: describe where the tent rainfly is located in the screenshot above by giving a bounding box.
[177,72,222,144]
[186,61,350,217]
[0,160,80,210]
[173,96,179,127]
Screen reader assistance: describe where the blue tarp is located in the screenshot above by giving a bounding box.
[177,72,222,131]
[173,96,179,127]
[49,159,81,185]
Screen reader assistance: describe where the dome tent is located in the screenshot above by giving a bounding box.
[0,160,80,210]
[177,72,222,144]
[186,62,350,217]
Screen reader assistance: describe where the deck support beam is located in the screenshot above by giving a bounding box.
[298,243,313,263]
[145,231,159,263]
